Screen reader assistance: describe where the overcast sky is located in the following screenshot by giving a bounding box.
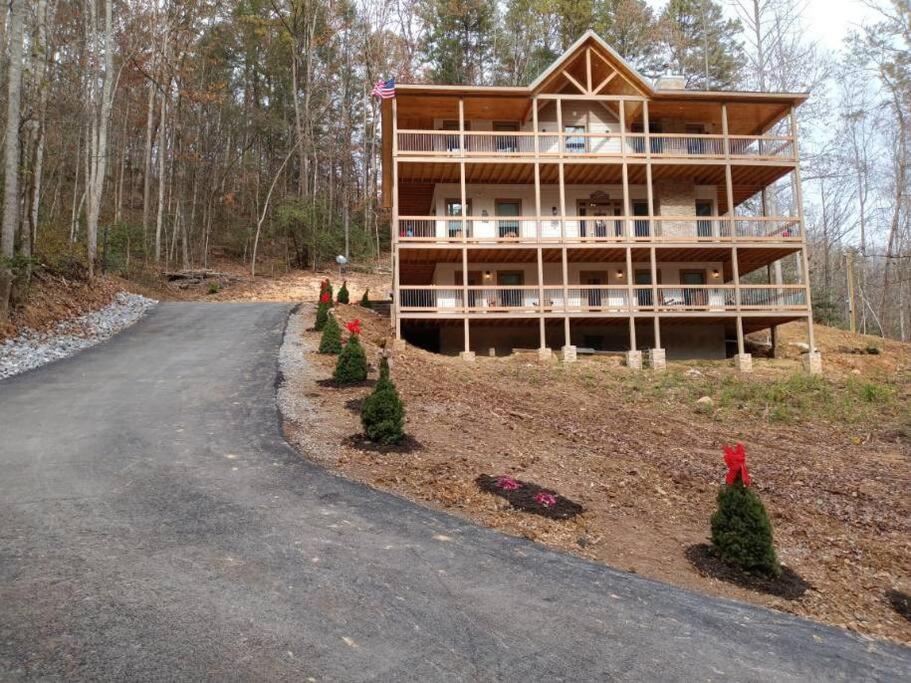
[645,0,882,51]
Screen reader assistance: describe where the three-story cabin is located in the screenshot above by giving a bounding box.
[381,31,820,372]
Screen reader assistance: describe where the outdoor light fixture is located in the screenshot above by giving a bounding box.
[551,206,558,216]
[484,271,492,279]
[617,270,625,278]
[712,269,720,278]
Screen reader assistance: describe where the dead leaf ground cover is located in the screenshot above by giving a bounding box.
[284,302,911,645]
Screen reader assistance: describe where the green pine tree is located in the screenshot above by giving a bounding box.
[360,288,372,308]
[658,0,745,90]
[318,314,342,354]
[361,364,405,444]
[314,300,330,331]
[337,281,350,304]
[710,477,780,577]
[333,335,368,383]
[419,0,496,85]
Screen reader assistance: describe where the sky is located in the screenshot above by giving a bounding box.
[645,0,883,51]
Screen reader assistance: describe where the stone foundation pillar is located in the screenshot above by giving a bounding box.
[561,345,577,363]
[648,347,666,371]
[459,351,476,362]
[625,350,643,370]
[733,353,753,373]
[804,351,822,375]
[538,347,554,360]
[392,338,406,351]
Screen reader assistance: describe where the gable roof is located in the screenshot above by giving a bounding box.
[527,30,653,96]
[394,29,808,105]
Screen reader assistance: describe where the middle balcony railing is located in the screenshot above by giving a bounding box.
[398,285,808,314]
[397,216,801,243]
[396,131,796,161]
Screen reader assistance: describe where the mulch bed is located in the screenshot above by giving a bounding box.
[685,544,812,600]
[888,590,911,623]
[476,474,584,520]
[316,377,376,389]
[343,433,422,454]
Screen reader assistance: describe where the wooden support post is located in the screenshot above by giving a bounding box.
[536,245,545,319]
[732,245,745,355]
[790,107,817,355]
[459,160,467,243]
[556,96,563,156]
[533,95,541,240]
[626,246,636,350]
[463,318,471,354]
[461,243,468,317]
[650,246,660,348]
[643,101,654,240]
[558,162,566,240]
[391,98,399,335]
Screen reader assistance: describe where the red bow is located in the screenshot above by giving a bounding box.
[346,319,362,335]
[723,443,751,486]
[320,291,331,304]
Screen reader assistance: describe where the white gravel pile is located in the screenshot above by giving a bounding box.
[0,291,157,380]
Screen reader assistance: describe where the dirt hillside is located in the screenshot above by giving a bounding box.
[285,300,911,645]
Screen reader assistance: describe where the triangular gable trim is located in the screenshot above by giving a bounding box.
[528,30,654,97]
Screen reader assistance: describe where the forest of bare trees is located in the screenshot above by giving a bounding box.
[0,0,909,340]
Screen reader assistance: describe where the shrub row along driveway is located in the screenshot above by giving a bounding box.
[0,302,908,681]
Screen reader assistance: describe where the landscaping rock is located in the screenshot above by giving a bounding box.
[0,292,157,380]
[695,396,714,413]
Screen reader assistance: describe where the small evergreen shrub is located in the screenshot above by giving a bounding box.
[337,281,349,304]
[361,359,405,444]
[207,281,220,295]
[314,298,330,331]
[710,444,780,577]
[360,288,372,308]
[333,335,368,383]
[318,314,342,354]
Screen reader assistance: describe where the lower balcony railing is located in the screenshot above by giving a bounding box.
[397,216,800,243]
[398,285,807,314]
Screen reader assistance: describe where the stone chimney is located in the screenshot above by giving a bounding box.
[655,74,686,90]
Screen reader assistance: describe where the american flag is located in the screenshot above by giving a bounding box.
[371,77,395,99]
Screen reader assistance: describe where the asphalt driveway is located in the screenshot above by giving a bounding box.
[1,302,909,681]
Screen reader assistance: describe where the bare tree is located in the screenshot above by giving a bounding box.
[1,0,27,320]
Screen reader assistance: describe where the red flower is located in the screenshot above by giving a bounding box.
[534,491,557,508]
[319,291,331,304]
[723,443,751,486]
[346,319,362,335]
[496,475,521,491]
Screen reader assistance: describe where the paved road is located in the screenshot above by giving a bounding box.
[1,303,909,681]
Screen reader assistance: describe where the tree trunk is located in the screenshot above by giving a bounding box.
[1,0,27,321]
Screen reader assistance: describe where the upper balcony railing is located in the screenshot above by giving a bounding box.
[396,131,796,162]
[397,216,801,244]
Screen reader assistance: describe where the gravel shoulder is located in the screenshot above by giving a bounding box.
[0,291,157,379]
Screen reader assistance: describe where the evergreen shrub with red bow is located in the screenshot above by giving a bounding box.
[314,281,332,331]
[710,444,780,577]
[333,319,368,383]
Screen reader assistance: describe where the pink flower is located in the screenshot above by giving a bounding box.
[496,475,521,491]
[534,491,557,508]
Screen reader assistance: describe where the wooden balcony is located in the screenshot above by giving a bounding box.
[396,131,795,162]
[398,284,808,316]
[396,216,801,244]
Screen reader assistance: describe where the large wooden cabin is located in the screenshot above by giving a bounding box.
[381,30,820,371]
